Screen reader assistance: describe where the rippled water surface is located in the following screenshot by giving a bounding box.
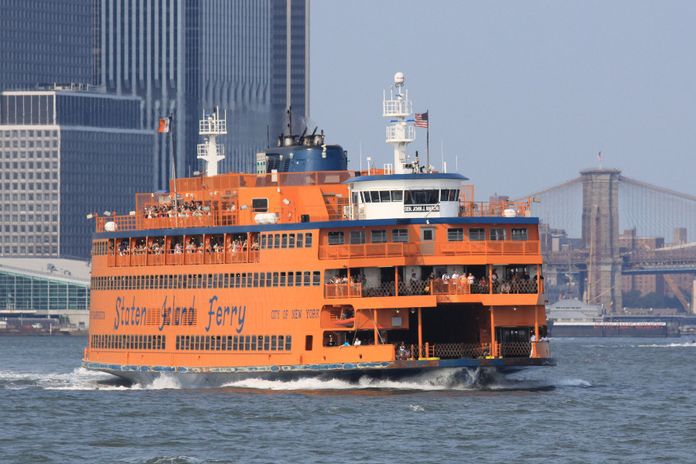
[1,336,695,463]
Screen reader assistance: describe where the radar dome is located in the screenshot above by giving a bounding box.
[394,72,405,85]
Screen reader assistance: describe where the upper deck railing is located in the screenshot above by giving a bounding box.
[95,198,535,234]
[92,169,533,233]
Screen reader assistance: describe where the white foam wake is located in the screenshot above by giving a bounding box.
[637,341,696,348]
[0,367,128,391]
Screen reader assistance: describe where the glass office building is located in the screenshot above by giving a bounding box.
[0,258,90,330]
[0,87,154,259]
[0,0,95,89]
[98,0,309,189]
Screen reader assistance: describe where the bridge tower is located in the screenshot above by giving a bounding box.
[581,168,623,313]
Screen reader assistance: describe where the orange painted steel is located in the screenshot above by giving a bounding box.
[85,169,551,373]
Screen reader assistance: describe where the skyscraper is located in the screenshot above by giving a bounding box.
[0,87,153,259]
[98,0,309,190]
[0,0,95,89]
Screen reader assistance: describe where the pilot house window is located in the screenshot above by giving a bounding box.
[328,231,344,245]
[511,228,528,241]
[251,198,268,212]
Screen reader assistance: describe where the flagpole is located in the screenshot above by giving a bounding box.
[426,109,430,172]
[170,112,178,228]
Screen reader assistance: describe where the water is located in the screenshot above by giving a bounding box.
[1,337,695,463]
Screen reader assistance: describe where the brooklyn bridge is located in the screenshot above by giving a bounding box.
[517,168,696,314]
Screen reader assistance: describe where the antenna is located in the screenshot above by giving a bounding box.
[197,108,227,177]
[383,72,415,174]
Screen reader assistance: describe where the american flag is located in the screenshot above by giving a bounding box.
[415,111,429,128]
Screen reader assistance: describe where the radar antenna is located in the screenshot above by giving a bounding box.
[383,72,415,174]
[197,107,227,177]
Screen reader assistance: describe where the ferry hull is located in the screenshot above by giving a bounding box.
[84,357,555,388]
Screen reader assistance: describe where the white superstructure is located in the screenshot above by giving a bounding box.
[197,108,227,177]
[383,72,416,174]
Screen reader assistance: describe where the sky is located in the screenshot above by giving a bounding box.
[310,0,696,200]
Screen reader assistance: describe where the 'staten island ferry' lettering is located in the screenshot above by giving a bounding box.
[83,73,554,386]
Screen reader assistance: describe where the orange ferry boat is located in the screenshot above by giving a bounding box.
[83,73,553,386]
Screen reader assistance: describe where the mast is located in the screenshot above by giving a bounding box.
[197,107,227,177]
[383,72,415,174]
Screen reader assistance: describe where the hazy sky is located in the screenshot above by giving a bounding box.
[310,0,696,200]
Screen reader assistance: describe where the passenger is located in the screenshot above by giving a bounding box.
[353,337,362,346]
[327,333,336,347]
[397,342,408,360]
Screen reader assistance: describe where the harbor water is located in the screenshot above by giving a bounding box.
[1,336,695,463]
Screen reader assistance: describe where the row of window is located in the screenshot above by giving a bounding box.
[447,227,528,242]
[327,227,529,245]
[328,228,409,245]
[91,271,322,291]
[175,334,292,352]
[259,232,313,249]
[90,334,166,350]
[356,189,459,204]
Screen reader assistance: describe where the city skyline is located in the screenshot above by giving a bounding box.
[311,0,696,200]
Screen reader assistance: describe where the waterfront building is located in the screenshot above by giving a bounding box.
[0,258,90,331]
[0,0,95,89]
[0,87,153,259]
[98,0,309,189]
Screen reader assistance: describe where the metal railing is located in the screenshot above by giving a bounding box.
[319,241,539,260]
[108,249,260,267]
[323,278,541,299]
[396,343,491,360]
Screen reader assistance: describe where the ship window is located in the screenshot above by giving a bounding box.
[470,228,485,241]
[204,337,210,351]
[305,233,313,248]
[245,336,252,351]
[313,271,321,286]
[207,274,213,288]
[252,198,268,212]
[266,272,273,287]
[271,335,278,351]
[261,235,267,249]
[305,335,313,351]
[251,335,257,351]
[370,191,381,202]
[449,189,459,201]
[490,228,506,241]
[404,189,439,205]
[392,229,409,242]
[280,272,286,286]
[278,335,285,351]
[391,190,403,201]
[296,233,303,248]
[259,272,265,287]
[303,271,311,286]
[380,191,391,202]
[361,191,371,203]
[440,189,450,201]
[198,274,204,289]
[448,228,464,241]
[232,335,239,350]
[253,273,259,287]
[421,228,435,241]
[274,234,281,248]
[512,228,528,241]
[273,272,279,287]
[264,336,270,350]
[282,234,288,248]
[350,230,365,244]
[328,231,344,245]
[286,336,292,351]
[257,336,263,350]
[287,272,294,287]
[371,230,387,243]
[223,273,230,288]
[288,234,295,248]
